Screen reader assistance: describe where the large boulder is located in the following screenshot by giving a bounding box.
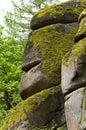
[62,9,86,130]
[30,0,86,30]
[2,86,66,130]
[20,23,78,100]
[20,0,86,100]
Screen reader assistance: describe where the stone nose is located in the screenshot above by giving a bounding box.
[21,41,42,71]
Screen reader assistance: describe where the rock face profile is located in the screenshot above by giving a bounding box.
[1,0,86,130]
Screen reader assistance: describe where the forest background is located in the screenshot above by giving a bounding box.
[0,0,68,128]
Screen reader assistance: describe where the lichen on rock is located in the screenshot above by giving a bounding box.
[29,24,77,83]
[62,38,86,67]
[62,7,86,129]
[2,85,64,130]
[35,3,82,19]
[31,0,86,30]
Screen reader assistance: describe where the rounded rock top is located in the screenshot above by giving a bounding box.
[30,0,85,30]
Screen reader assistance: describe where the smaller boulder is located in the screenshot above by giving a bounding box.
[2,86,65,130]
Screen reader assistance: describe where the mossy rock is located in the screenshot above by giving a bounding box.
[28,23,78,84]
[75,9,86,43]
[63,9,86,66]
[31,0,86,30]
[62,37,86,67]
[1,86,65,130]
[78,9,86,23]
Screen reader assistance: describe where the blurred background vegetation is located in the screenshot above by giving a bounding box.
[0,0,65,128]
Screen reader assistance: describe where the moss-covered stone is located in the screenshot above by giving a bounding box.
[74,9,86,43]
[30,24,77,83]
[62,38,86,66]
[35,3,83,19]
[35,4,63,18]
[1,85,61,130]
[77,17,86,34]
[57,127,64,130]
[31,0,86,29]
[78,9,86,23]
[33,126,64,130]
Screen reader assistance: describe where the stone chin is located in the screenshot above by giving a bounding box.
[20,63,57,100]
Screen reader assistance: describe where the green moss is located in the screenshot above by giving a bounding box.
[32,1,86,19]
[33,126,55,130]
[33,126,64,130]
[30,25,76,83]
[36,4,63,18]
[57,127,64,130]
[63,38,86,66]
[2,85,60,130]
[77,17,86,34]
[83,88,86,110]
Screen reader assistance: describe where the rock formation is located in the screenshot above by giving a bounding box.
[1,0,86,130]
[62,9,86,130]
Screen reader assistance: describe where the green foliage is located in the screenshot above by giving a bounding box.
[4,0,59,40]
[0,26,25,127]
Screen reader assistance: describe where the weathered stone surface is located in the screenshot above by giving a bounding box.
[22,41,42,72]
[81,88,86,129]
[62,9,86,129]
[30,0,86,30]
[62,52,86,95]
[2,86,65,130]
[74,33,86,43]
[75,9,86,43]
[20,23,78,100]
[78,9,86,23]
[31,12,78,30]
[65,87,85,130]
[20,63,56,100]
[22,23,78,70]
[62,38,86,129]
[62,23,86,95]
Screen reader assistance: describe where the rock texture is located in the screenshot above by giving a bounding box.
[20,22,78,100]
[30,1,81,30]
[62,9,86,130]
[2,86,66,130]
[2,0,86,130]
